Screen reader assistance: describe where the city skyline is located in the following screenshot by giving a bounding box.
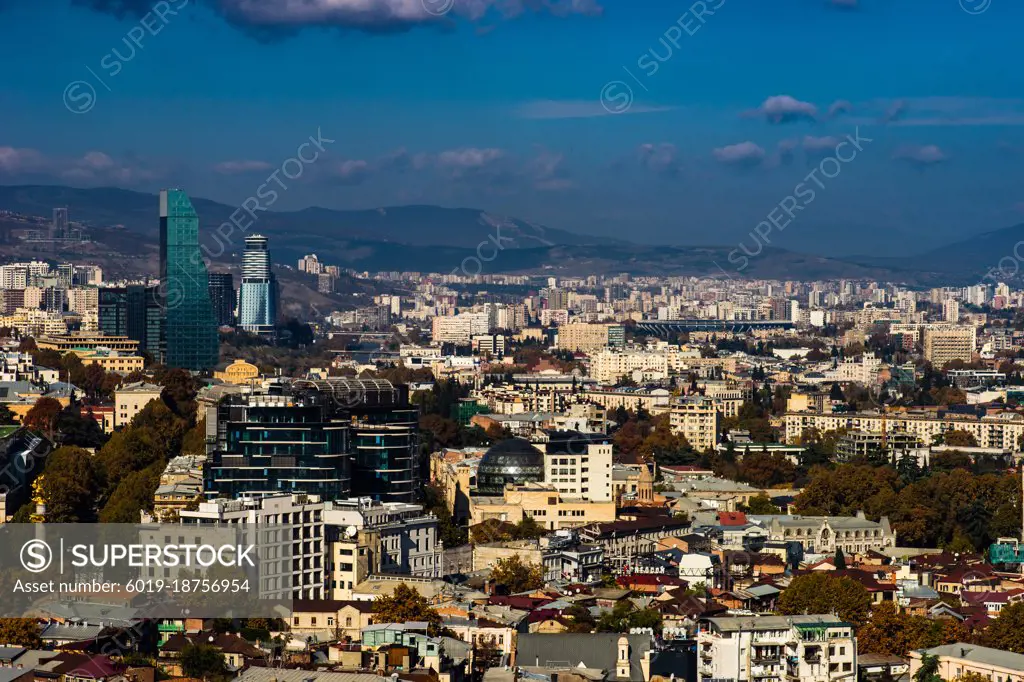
[0,0,1021,257]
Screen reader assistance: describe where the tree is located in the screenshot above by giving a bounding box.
[777,573,871,627]
[985,601,1024,653]
[371,583,443,635]
[564,604,596,633]
[23,397,63,441]
[39,446,100,522]
[913,653,942,682]
[943,430,978,447]
[0,619,41,647]
[834,548,847,570]
[741,495,781,515]
[179,643,226,680]
[490,555,544,594]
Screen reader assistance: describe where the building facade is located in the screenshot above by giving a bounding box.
[159,189,219,370]
[237,235,277,335]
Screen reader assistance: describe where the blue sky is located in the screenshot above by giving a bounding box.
[0,0,1022,256]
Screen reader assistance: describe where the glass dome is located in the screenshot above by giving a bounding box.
[475,438,545,495]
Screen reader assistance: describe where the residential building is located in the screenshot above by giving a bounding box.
[556,323,626,354]
[697,615,857,682]
[923,326,976,367]
[114,381,164,429]
[752,512,897,555]
[909,644,1024,682]
[670,396,720,451]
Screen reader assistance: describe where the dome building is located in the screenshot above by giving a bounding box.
[476,438,545,495]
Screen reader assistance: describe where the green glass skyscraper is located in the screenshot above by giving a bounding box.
[159,189,219,370]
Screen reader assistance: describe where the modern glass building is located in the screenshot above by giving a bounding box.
[159,189,219,370]
[237,234,277,336]
[203,379,420,503]
[204,394,351,500]
[98,284,162,358]
[207,273,236,327]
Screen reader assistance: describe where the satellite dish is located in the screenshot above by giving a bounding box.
[345,525,358,538]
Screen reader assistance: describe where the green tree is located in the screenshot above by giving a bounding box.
[740,495,781,515]
[943,430,978,447]
[371,583,444,635]
[985,601,1024,653]
[834,548,847,570]
[39,446,100,522]
[913,653,942,682]
[490,555,544,594]
[179,643,226,680]
[777,573,871,627]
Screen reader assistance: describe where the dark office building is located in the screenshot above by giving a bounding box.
[203,378,419,503]
[98,284,162,358]
[159,189,219,370]
[208,273,236,327]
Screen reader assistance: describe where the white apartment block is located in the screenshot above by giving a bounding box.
[783,410,1024,450]
[542,441,613,502]
[431,311,491,343]
[698,615,857,682]
[177,494,327,600]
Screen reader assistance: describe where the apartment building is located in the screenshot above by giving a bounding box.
[114,381,164,428]
[324,498,441,599]
[556,322,625,354]
[177,494,328,600]
[697,615,857,682]
[783,410,1024,451]
[431,311,491,344]
[923,326,976,366]
[670,396,720,451]
[909,644,1024,682]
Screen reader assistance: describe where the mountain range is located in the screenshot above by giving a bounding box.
[0,185,1012,285]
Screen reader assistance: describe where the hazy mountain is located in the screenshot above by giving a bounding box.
[0,184,956,283]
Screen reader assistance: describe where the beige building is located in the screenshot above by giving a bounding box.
[909,644,1024,682]
[469,483,616,531]
[782,409,1024,450]
[289,599,374,641]
[78,349,145,374]
[114,381,163,428]
[582,387,672,415]
[556,323,624,354]
[472,539,544,572]
[215,358,260,385]
[36,332,140,353]
[542,441,613,502]
[670,396,720,451]
[923,325,976,367]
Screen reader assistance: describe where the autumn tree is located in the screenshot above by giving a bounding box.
[371,583,443,635]
[490,555,544,594]
[0,619,41,647]
[777,573,871,627]
[23,397,63,441]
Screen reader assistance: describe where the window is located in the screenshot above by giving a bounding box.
[293,617,299,625]
[311,617,317,626]
[346,617,353,627]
